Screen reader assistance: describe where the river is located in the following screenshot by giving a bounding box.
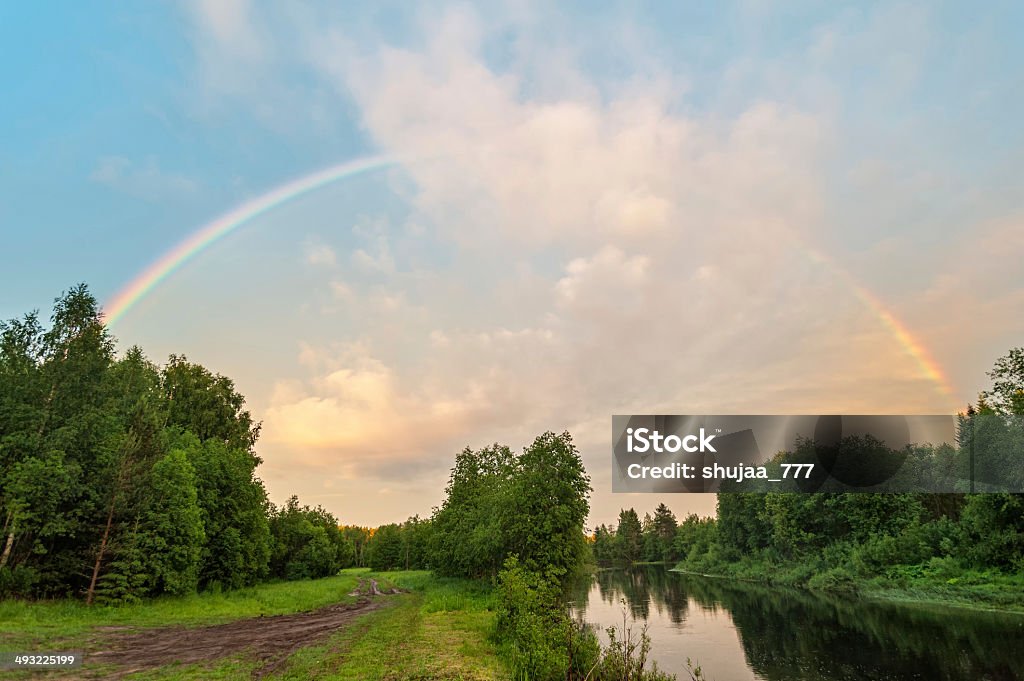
[570,566,1024,680]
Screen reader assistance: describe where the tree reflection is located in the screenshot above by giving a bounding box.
[574,568,1024,681]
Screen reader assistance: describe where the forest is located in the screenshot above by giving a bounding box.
[593,348,1024,605]
[0,284,384,602]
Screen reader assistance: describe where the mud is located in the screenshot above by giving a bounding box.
[86,582,394,678]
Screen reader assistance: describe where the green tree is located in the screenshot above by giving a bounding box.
[430,444,516,578]
[592,524,618,563]
[86,346,166,604]
[138,450,205,595]
[161,355,260,452]
[94,519,149,605]
[651,504,678,561]
[981,347,1024,415]
[400,515,431,570]
[269,496,345,580]
[366,523,403,571]
[507,431,591,579]
[0,285,119,596]
[181,435,271,589]
[341,526,371,567]
[616,509,643,563]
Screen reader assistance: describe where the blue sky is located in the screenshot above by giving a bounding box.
[2,1,1022,525]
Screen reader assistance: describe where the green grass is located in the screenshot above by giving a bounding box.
[673,556,1024,612]
[269,571,505,680]
[861,568,1024,613]
[0,571,366,651]
[0,570,508,681]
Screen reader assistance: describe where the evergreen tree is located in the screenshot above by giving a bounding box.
[615,509,643,563]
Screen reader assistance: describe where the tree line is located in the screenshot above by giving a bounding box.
[0,285,423,601]
[596,349,1024,594]
[591,503,714,566]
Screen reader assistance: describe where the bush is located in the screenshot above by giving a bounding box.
[590,608,677,681]
[923,555,963,581]
[495,557,567,680]
[850,527,934,576]
[0,566,38,598]
[495,557,687,680]
[807,566,859,592]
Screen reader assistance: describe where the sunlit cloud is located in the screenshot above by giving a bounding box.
[170,2,1024,525]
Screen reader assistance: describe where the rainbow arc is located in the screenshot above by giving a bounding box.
[102,154,957,406]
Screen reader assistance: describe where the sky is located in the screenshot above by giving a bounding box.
[1,1,1022,528]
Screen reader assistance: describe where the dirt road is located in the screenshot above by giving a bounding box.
[84,583,394,679]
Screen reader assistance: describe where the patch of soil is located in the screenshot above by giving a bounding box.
[88,587,393,679]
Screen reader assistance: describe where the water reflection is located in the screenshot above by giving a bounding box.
[571,567,1024,681]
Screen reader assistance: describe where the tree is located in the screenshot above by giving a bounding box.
[400,515,431,570]
[366,524,403,571]
[1,286,118,596]
[269,496,345,580]
[341,526,371,567]
[652,504,678,542]
[138,450,205,595]
[181,435,271,589]
[161,355,260,452]
[981,347,1024,415]
[592,524,618,563]
[430,432,592,584]
[430,444,516,578]
[616,509,643,563]
[86,347,165,604]
[506,431,591,579]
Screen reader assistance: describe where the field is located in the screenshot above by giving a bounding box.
[0,569,507,680]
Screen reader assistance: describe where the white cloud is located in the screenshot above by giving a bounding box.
[89,156,198,200]
[304,242,337,267]
[177,2,1023,525]
[188,0,264,60]
[251,5,968,495]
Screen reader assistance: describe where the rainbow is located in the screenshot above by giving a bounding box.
[101,154,957,404]
[803,247,956,399]
[100,154,399,326]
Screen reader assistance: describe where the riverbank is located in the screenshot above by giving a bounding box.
[671,558,1024,613]
[0,569,506,680]
[583,564,1024,680]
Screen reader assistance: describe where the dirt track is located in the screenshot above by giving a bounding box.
[85,584,394,679]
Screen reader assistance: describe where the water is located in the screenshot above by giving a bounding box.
[570,566,1024,681]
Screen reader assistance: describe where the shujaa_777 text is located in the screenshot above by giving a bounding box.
[623,428,815,482]
[624,461,815,481]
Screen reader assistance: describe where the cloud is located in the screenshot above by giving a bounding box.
[187,0,264,60]
[176,2,1023,525]
[251,5,967,490]
[304,242,337,267]
[89,156,198,200]
[181,0,341,133]
[261,344,537,479]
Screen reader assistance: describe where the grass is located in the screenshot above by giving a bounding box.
[269,571,504,681]
[673,555,1024,612]
[861,568,1024,613]
[0,569,508,681]
[0,571,365,651]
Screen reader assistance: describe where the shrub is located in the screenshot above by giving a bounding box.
[495,557,567,680]
[807,566,859,592]
[0,566,38,598]
[495,558,682,680]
